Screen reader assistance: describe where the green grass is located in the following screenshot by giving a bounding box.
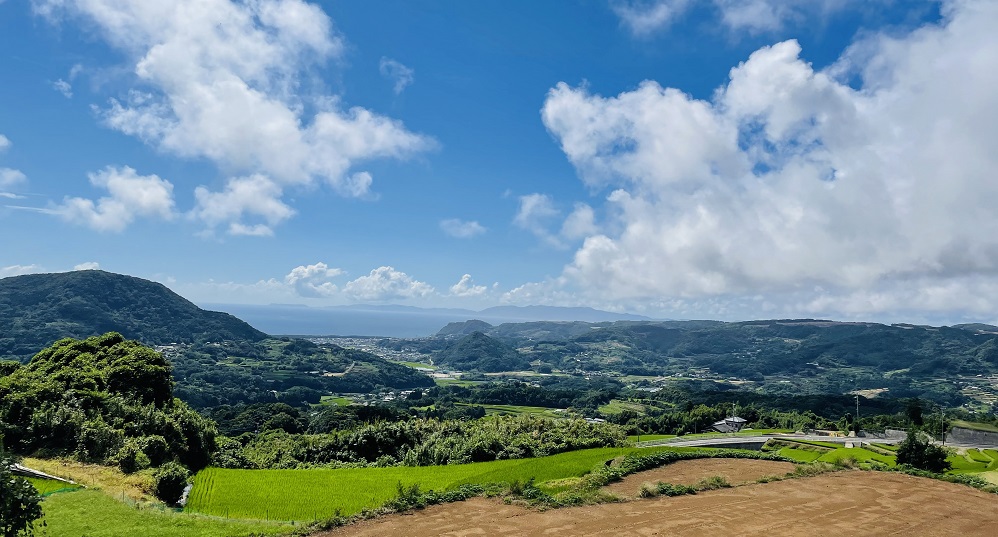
[26,477,81,496]
[786,440,842,449]
[947,453,990,474]
[433,379,480,387]
[965,449,991,464]
[635,429,792,445]
[37,489,290,537]
[599,399,647,415]
[871,442,898,451]
[390,360,437,370]
[318,395,352,407]
[776,448,823,463]
[456,402,566,418]
[815,447,896,467]
[951,420,998,433]
[983,450,998,470]
[627,434,676,442]
[188,446,679,522]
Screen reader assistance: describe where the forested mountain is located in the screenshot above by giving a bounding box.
[413,318,998,405]
[434,332,530,372]
[0,270,267,360]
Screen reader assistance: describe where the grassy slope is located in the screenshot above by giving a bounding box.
[37,490,290,537]
[951,420,998,433]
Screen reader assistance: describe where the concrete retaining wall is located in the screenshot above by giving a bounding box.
[948,426,998,447]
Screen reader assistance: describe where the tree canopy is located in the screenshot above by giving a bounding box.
[0,333,216,471]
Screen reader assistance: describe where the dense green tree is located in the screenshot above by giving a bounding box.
[0,452,43,537]
[896,430,951,473]
[0,333,216,471]
[152,462,190,506]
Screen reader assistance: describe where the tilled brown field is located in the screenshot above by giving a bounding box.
[321,471,998,537]
[603,458,796,498]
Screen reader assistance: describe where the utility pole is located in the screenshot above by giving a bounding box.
[855,395,860,435]
[939,407,946,446]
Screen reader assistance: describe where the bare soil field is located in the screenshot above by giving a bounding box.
[603,458,796,498]
[321,471,998,537]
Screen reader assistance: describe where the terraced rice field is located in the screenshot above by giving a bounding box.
[187,446,674,521]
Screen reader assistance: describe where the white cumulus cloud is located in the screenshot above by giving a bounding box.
[0,169,26,188]
[0,133,26,189]
[74,261,100,270]
[192,175,295,237]
[54,166,175,232]
[285,261,344,298]
[449,274,487,297]
[35,0,434,233]
[539,0,998,318]
[344,266,433,301]
[440,218,486,238]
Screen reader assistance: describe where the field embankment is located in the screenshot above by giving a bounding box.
[320,471,998,537]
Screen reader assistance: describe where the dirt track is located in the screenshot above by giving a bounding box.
[321,471,998,537]
[603,458,796,498]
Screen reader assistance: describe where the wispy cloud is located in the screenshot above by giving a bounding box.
[379,57,415,95]
[440,218,486,238]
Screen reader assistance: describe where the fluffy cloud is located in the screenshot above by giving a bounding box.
[74,261,100,270]
[440,218,486,238]
[0,133,26,189]
[0,169,26,188]
[285,261,343,298]
[540,0,998,317]
[36,0,434,233]
[449,274,487,297]
[54,166,175,232]
[612,0,847,36]
[379,57,414,95]
[192,175,294,236]
[343,266,433,301]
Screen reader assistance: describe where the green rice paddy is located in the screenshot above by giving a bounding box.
[187,446,676,522]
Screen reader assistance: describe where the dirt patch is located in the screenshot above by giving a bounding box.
[603,458,796,498]
[320,471,998,537]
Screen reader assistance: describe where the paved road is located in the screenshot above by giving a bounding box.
[637,434,902,449]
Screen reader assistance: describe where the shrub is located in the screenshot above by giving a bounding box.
[114,439,151,474]
[896,430,950,473]
[1,452,43,537]
[153,462,190,506]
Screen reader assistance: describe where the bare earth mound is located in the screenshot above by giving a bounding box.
[321,471,998,537]
[603,458,796,498]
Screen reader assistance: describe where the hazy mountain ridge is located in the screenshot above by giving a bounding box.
[207,303,653,337]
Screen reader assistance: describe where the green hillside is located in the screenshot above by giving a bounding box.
[435,332,530,372]
[0,270,267,360]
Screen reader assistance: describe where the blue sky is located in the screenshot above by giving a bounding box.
[2,0,997,325]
